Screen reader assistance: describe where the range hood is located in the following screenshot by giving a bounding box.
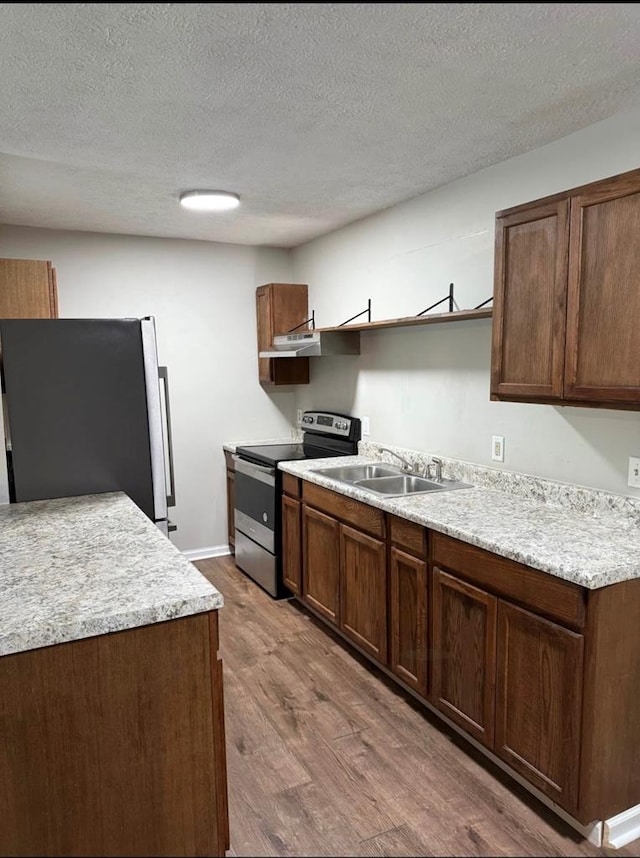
[259,330,360,358]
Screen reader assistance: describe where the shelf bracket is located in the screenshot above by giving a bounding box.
[287,310,316,332]
[339,298,371,327]
[416,283,456,316]
[474,296,493,310]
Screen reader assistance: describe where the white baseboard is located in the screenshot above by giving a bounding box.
[182,544,231,562]
[604,804,640,849]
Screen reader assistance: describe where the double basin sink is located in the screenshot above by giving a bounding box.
[310,462,472,498]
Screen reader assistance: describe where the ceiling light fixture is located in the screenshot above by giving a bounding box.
[179,190,240,212]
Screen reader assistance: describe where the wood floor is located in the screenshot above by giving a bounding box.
[198,557,635,858]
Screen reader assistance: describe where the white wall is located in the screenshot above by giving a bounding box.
[292,107,640,497]
[0,225,294,551]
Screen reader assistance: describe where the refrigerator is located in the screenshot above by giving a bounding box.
[0,317,176,535]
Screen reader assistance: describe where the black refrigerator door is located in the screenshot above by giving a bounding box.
[0,319,155,520]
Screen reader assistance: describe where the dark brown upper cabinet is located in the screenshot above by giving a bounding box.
[256,282,310,386]
[491,167,640,409]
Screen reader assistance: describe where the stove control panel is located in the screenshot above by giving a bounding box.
[301,411,359,439]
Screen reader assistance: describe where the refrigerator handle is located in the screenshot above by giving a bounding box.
[158,366,176,507]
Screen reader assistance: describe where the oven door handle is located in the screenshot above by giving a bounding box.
[233,455,276,485]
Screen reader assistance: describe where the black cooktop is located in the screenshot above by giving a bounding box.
[235,443,308,467]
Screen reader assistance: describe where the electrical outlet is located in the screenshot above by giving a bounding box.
[296,409,303,425]
[628,457,640,488]
[492,435,505,462]
[362,416,370,436]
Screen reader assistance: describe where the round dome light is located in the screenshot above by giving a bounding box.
[179,190,240,212]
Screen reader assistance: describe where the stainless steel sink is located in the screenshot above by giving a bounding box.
[312,463,401,482]
[355,475,448,496]
[311,462,472,497]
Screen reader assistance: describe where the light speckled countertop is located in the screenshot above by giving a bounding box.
[280,455,640,590]
[0,492,223,657]
[223,432,301,454]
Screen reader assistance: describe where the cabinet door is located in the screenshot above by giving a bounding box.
[389,547,427,695]
[491,199,569,401]
[255,283,310,386]
[226,468,235,553]
[256,285,275,384]
[432,568,497,748]
[302,505,340,625]
[282,494,302,595]
[340,525,387,663]
[496,600,583,813]
[0,258,58,318]
[565,173,640,404]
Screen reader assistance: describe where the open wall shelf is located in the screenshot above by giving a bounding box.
[315,307,492,334]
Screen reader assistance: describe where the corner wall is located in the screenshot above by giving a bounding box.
[292,107,640,497]
[0,225,294,551]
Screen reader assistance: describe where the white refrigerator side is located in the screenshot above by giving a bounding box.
[0,392,8,505]
[141,318,168,522]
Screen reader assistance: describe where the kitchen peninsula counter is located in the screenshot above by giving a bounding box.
[0,491,223,656]
[0,492,229,857]
[279,454,640,589]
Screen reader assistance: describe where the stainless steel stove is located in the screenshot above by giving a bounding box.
[233,411,361,598]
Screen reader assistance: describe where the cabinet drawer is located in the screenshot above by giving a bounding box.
[389,515,426,558]
[302,482,385,538]
[431,532,586,630]
[282,472,301,498]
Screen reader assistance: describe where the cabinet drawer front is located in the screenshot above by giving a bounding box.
[302,482,385,537]
[282,472,301,498]
[389,515,426,558]
[431,533,585,630]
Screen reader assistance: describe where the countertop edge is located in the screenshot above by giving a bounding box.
[0,592,224,658]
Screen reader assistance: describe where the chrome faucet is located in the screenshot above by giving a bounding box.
[426,457,443,483]
[377,447,414,472]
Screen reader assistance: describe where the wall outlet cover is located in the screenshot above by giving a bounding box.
[362,416,370,436]
[628,457,640,488]
[296,409,303,425]
[492,435,505,462]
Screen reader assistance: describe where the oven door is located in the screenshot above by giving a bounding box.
[233,456,278,595]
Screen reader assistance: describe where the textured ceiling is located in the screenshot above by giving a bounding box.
[1,3,640,247]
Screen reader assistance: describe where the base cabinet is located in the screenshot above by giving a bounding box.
[0,612,229,856]
[302,505,340,624]
[293,484,640,827]
[431,567,497,748]
[389,547,427,695]
[496,600,583,812]
[340,524,387,663]
[282,494,302,595]
[224,451,235,553]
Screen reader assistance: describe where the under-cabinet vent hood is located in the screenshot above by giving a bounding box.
[259,330,360,358]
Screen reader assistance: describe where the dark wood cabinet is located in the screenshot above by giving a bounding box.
[492,166,640,409]
[224,450,235,553]
[282,494,302,595]
[0,612,228,856]
[431,567,497,748]
[389,547,427,695]
[256,282,310,386]
[340,524,387,662]
[565,173,640,404]
[292,483,640,828]
[496,600,583,813]
[302,505,340,625]
[0,257,59,318]
[491,199,568,400]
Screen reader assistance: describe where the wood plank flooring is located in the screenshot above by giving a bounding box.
[198,557,636,857]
